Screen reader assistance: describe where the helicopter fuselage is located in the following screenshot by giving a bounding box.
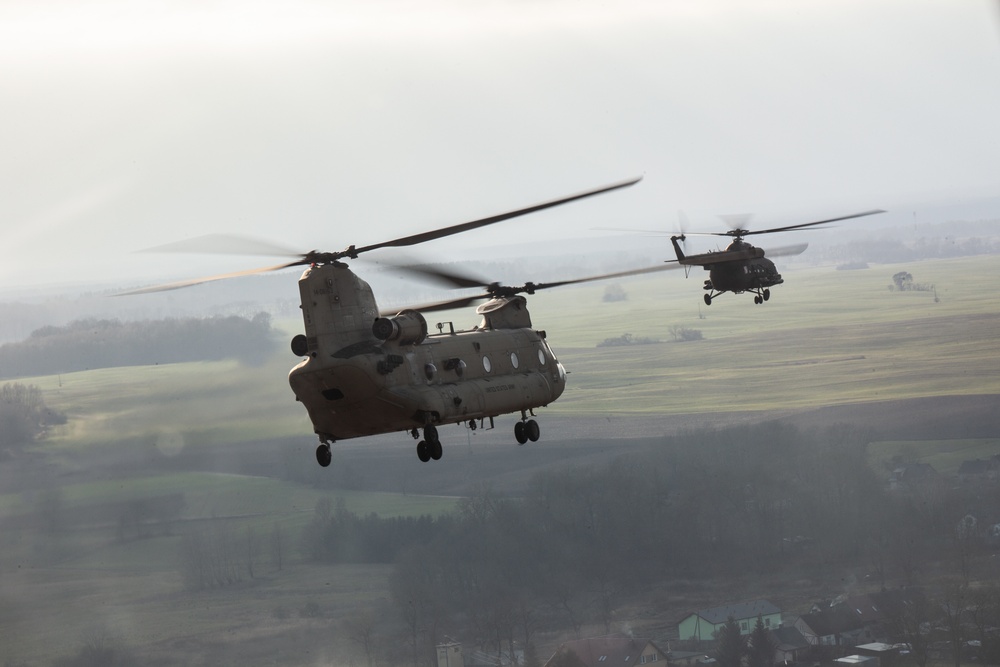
[666,208,885,305]
[704,254,783,294]
[288,262,566,446]
[670,236,783,304]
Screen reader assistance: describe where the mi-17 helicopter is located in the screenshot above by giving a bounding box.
[668,210,885,305]
[125,177,670,467]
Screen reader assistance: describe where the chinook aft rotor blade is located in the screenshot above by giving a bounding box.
[380,261,682,316]
[523,263,684,292]
[386,260,490,290]
[381,294,486,317]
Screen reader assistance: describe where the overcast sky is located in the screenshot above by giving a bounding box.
[2,0,999,290]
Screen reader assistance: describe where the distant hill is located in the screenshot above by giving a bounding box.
[0,313,279,379]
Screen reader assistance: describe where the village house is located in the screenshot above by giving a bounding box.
[770,625,811,664]
[796,588,923,651]
[958,457,1000,483]
[543,636,669,667]
[667,650,713,667]
[795,605,867,647]
[888,462,937,490]
[437,640,523,667]
[677,600,782,641]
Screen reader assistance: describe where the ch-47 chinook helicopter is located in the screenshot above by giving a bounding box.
[125,177,670,467]
[668,210,885,305]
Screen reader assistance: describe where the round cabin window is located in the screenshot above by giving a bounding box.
[510,352,519,369]
[482,356,492,373]
[537,349,546,365]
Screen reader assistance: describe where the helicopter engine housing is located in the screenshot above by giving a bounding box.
[372,309,428,345]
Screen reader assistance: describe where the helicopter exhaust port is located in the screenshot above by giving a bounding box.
[371,309,428,345]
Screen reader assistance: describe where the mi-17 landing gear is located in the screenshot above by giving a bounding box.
[415,424,443,463]
[705,287,771,305]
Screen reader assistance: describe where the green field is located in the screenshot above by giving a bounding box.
[538,255,1000,413]
[27,255,1000,447]
[2,254,999,665]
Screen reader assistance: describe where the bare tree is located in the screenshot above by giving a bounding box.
[884,589,932,667]
[345,608,378,667]
[968,585,1000,663]
[179,520,243,590]
[245,526,259,579]
[940,578,968,667]
[269,521,284,571]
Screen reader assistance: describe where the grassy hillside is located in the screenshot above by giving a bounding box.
[26,255,1000,449]
[532,255,1000,413]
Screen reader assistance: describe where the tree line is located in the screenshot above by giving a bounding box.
[0,382,65,457]
[0,313,279,379]
[293,422,998,666]
[820,234,999,265]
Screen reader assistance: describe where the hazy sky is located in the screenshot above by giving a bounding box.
[2,0,999,290]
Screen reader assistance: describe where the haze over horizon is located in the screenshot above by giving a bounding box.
[2,1,1000,291]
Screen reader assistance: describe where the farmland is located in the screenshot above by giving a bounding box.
[1,254,998,665]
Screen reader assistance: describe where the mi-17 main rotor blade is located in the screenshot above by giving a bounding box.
[762,242,809,258]
[350,176,642,257]
[740,209,885,236]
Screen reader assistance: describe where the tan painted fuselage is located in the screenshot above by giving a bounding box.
[287,262,566,443]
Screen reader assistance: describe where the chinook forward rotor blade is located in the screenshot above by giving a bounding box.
[114,260,303,295]
[352,176,642,257]
[138,234,303,257]
[119,176,642,295]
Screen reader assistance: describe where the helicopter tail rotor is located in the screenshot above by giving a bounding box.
[675,210,692,276]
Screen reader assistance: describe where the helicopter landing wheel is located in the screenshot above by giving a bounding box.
[315,443,332,468]
[416,440,431,462]
[763,288,770,301]
[430,439,443,461]
[514,421,528,445]
[704,294,712,306]
[525,419,540,442]
[754,295,763,305]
